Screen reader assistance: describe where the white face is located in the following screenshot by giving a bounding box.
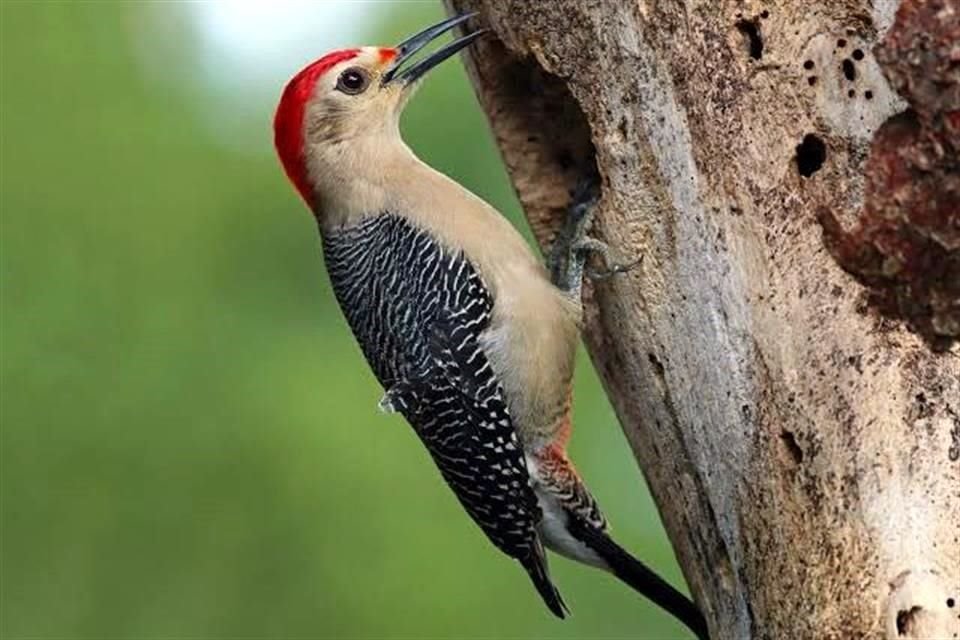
[305,47,410,145]
[277,14,482,220]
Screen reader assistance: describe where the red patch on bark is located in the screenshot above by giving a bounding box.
[274,49,360,207]
[818,0,960,349]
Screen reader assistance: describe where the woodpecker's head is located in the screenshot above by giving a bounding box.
[274,14,484,207]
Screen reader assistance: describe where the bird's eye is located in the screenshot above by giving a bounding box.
[336,68,369,95]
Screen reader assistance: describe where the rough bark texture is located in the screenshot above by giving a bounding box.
[444,1,960,638]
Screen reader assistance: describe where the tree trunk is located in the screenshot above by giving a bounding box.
[444,0,960,638]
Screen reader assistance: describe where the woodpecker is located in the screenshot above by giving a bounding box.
[273,14,707,639]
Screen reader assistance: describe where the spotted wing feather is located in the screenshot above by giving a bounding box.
[322,214,564,615]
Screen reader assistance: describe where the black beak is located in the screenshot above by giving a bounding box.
[382,13,487,86]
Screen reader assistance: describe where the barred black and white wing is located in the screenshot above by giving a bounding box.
[321,214,566,617]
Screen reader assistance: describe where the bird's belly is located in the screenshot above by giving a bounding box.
[481,272,580,450]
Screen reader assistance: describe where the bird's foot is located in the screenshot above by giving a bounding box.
[549,175,638,297]
[578,239,643,282]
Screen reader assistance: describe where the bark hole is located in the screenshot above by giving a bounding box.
[735,19,764,60]
[464,37,597,242]
[780,430,804,465]
[795,134,826,177]
[842,59,857,81]
[648,352,666,377]
[896,606,923,636]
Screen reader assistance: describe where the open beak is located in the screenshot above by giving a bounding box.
[382,13,487,86]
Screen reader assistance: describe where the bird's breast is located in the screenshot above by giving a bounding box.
[479,259,581,451]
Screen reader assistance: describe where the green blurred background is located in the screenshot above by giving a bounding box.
[0,2,689,638]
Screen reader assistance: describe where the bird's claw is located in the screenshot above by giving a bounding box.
[586,255,643,281]
[574,237,642,281]
[550,173,637,295]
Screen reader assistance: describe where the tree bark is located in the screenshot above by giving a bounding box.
[445,1,960,638]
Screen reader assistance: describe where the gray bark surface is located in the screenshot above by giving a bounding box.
[445,1,960,638]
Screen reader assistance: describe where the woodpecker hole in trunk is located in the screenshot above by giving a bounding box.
[460,36,598,247]
[779,430,803,465]
[842,59,856,81]
[795,134,826,177]
[735,19,764,60]
[896,606,923,636]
